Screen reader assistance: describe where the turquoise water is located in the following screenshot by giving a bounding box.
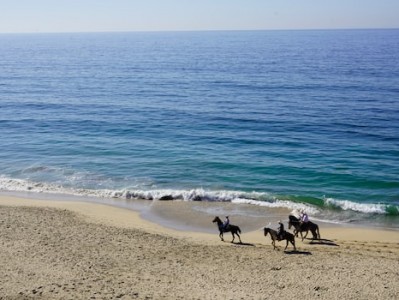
[1,30,398,227]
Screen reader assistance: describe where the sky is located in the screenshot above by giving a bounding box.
[1,0,398,33]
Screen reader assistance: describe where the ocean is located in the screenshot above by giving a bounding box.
[1,29,398,228]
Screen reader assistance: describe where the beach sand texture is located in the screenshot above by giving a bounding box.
[1,196,399,299]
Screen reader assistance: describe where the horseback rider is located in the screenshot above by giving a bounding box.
[223,216,230,231]
[300,210,309,224]
[277,220,285,241]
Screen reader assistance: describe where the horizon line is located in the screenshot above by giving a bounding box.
[0,27,398,35]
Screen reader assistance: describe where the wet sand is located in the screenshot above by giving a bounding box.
[1,195,398,299]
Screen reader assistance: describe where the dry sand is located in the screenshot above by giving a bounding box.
[1,195,398,299]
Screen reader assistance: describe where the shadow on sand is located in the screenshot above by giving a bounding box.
[284,250,312,255]
[230,241,256,247]
[307,238,339,247]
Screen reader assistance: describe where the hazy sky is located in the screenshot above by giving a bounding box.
[1,0,398,33]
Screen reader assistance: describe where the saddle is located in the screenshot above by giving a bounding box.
[277,231,286,241]
[300,221,312,230]
[221,225,231,232]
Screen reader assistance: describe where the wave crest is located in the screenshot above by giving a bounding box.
[324,197,397,215]
[1,176,397,217]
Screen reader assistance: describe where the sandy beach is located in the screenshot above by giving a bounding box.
[1,195,398,299]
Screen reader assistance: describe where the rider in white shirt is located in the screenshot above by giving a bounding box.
[223,216,230,230]
[301,210,309,223]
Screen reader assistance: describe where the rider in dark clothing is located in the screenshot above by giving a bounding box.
[277,221,285,240]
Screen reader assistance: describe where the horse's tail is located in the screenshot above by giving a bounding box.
[237,226,241,234]
[316,225,321,239]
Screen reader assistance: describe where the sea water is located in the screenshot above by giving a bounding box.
[0,29,398,228]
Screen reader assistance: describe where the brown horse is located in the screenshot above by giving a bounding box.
[288,215,320,241]
[264,227,296,251]
[212,216,242,243]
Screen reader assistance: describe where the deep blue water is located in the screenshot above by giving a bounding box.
[1,29,399,227]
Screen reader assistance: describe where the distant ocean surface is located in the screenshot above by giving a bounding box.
[1,29,398,228]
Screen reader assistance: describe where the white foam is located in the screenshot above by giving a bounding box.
[231,198,320,215]
[324,197,387,214]
[0,176,393,217]
[0,176,116,198]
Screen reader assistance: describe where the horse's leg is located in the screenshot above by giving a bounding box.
[311,229,317,240]
[299,230,304,241]
[285,239,288,250]
[219,231,224,241]
[303,230,309,240]
[231,232,235,243]
[312,225,320,239]
[291,238,296,251]
[236,232,242,244]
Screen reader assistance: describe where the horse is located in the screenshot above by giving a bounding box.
[263,227,296,251]
[212,216,242,243]
[288,215,320,241]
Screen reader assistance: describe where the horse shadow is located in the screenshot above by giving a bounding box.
[229,241,255,247]
[284,250,312,255]
[307,238,339,247]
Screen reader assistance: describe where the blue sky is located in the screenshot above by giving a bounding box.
[1,0,398,33]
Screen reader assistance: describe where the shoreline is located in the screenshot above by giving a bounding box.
[1,177,398,229]
[1,194,399,299]
[1,194,398,244]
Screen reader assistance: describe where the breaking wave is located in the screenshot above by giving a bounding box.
[323,197,398,216]
[1,176,397,217]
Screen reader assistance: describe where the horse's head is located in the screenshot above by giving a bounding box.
[289,215,304,232]
[264,227,269,236]
[212,216,221,223]
[288,215,299,229]
[289,215,299,222]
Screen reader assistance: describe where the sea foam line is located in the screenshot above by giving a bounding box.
[0,176,396,216]
[323,197,389,214]
[231,198,320,215]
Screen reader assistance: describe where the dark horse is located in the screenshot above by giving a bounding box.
[288,215,320,241]
[264,227,296,251]
[212,216,242,243]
